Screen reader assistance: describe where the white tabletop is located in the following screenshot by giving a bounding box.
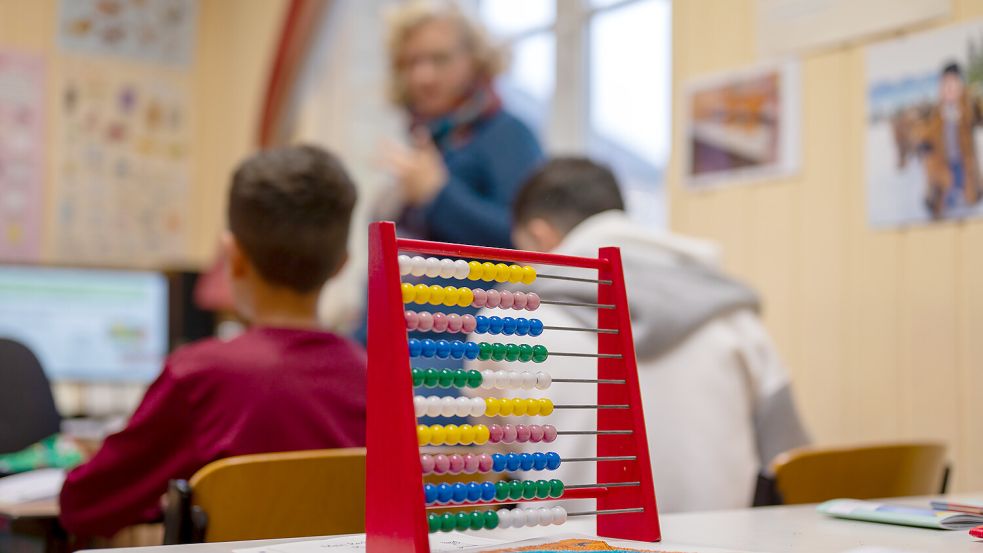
[80,495,983,553]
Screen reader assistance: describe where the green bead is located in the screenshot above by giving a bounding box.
[522,480,537,499]
[478,342,493,360]
[438,368,455,387]
[411,368,424,387]
[532,345,549,363]
[491,342,507,361]
[423,368,440,387]
[535,479,551,499]
[549,479,564,498]
[518,344,534,362]
[452,369,469,388]
[505,343,521,361]
[428,513,441,533]
[466,369,483,388]
[441,512,456,532]
[507,480,524,500]
[469,510,485,530]
[495,481,510,501]
[483,510,499,530]
[455,512,471,531]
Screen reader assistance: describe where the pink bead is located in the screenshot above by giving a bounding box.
[477,453,493,472]
[420,454,435,474]
[525,293,541,311]
[515,424,531,443]
[405,311,419,330]
[446,313,463,333]
[472,288,487,307]
[499,290,515,309]
[529,425,544,443]
[417,311,434,331]
[463,454,479,473]
[486,289,501,308]
[461,315,477,333]
[512,292,527,310]
[448,454,465,474]
[502,424,517,443]
[432,312,449,332]
[433,454,450,473]
[488,424,504,443]
[542,424,557,443]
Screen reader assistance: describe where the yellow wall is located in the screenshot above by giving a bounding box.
[0,0,288,268]
[670,0,983,491]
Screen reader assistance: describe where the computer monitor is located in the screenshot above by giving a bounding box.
[0,265,169,382]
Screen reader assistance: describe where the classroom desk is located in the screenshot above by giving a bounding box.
[78,494,983,553]
[0,497,67,553]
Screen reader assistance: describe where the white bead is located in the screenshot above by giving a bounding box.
[496,508,512,529]
[506,371,522,389]
[535,372,552,390]
[453,259,470,279]
[550,506,567,525]
[480,369,496,390]
[439,258,457,278]
[493,370,509,389]
[455,396,473,417]
[470,397,487,416]
[425,395,442,417]
[524,508,540,526]
[398,255,412,276]
[424,257,442,277]
[440,396,458,417]
[410,256,427,277]
[509,508,526,528]
[537,508,552,526]
[520,372,537,390]
[414,396,427,418]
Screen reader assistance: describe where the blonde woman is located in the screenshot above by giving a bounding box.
[381,0,543,248]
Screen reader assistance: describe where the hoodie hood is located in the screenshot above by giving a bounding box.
[526,211,760,359]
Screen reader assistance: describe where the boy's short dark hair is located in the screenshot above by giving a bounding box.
[228,145,356,293]
[512,157,625,235]
[942,61,963,79]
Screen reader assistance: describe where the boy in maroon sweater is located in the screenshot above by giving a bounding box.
[59,145,366,538]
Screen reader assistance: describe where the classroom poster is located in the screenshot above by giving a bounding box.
[866,19,983,227]
[58,0,198,67]
[0,51,45,262]
[54,60,191,265]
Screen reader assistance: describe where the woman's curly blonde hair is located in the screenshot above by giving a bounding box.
[384,0,505,108]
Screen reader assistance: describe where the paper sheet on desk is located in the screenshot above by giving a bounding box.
[0,468,65,503]
[232,533,504,553]
[450,534,756,553]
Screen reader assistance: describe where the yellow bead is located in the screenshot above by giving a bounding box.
[484,397,501,416]
[413,283,430,304]
[538,398,554,416]
[521,266,537,285]
[457,287,474,307]
[526,398,541,416]
[401,282,415,303]
[508,264,524,283]
[430,424,446,445]
[473,424,490,445]
[444,424,460,445]
[428,284,445,305]
[511,397,527,416]
[498,398,514,416]
[417,424,431,446]
[443,286,460,307]
[459,424,475,445]
[481,262,497,282]
[468,260,484,280]
[493,263,510,283]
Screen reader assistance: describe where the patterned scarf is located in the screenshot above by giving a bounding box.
[411,80,502,150]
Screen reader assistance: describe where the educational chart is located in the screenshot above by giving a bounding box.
[0,51,45,262]
[55,61,190,264]
[866,19,983,226]
[58,0,197,67]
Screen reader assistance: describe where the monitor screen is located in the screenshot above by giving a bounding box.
[0,265,169,382]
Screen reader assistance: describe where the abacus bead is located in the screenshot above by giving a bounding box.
[420,339,437,357]
[424,257,442,278]
[508,480,524,500]
[439,396,457,417]
[473,424,490,445]
[417,425,430,446]
[405,310,419,330]
[526,397,541,416]
[467,260,483,280]
[466,482,482,502]
[524,508,540,527]
[455,396,472,416]
[418,311,434,331]
[425,396,442,417]
[409,256,427,277]
[515,424,531,442]
[492,263,509,283]
[526,293,541,311]
[508,264,525,283]
[521,266,537,284]
[408,339,422,357]
[401,283,415,303]
[496,507,511,528]
[461,314,477,333]
[484,397,500,416]
[437,483,453,503]
[459,424,476,444]
[440,512,456,532]
[466,369,483,388]
[481,481,496,501]
[455,511,471,531]
[436,340,452,358]
[480,262,497,282]
[484,510,499,530]
[522,480,537,499]
[505,343,521,362]
[450,341,466,360]
[543,425,558,443]
[485,289,501,308]
[535,371,552,389]
[498,397,514,416]
[453,259,471,279]
[487,316,503,334]
[432,312,448,332]
[518,344,533,362]
[452,482,468,502]
[428,285,445,305]
[434,454,450,473]
[550,506,567,525]
[529,425,545,443]
[491,342,507,361]
[521,372,538,390]
[505,453,521,471]
[472,288,487,307]
[492,453,507,472]
[445,424,461,445]
[430,425,447,445]
[398,255,412,275]
[463,454,479,473]
[539,508,554,527]
[499,290,515,309]
[480,369,495,389]
[446,313,463,333]
[469,510,485,530]
[506,370,523,389]
[495,481,509,501]
[539,398,554,416]
[546,452,561,470]
[414,396,426,417]
[442,286,460,307]
[532,452,547,470]
[452,369,468,388]
[520,454,535,471]
[439,258,457,278]
[488,424,504,443]
[478,342,493,360]
[474,315,489,334]
[549,479,564,498]
[535,479,551,498]
[464,342,481,360]
[413,283,431,304]
[532,345,549,362]
[502,424,518,443]
[511,398,527,417]
[478,453,494,472]
[512,292,528,310]
[501,317,517,335]
[493,370,509,389]
[423,369,440,387]
[470,397,486,417]
[428,512,441,533]
[436,369,453,387]
[421,454,435,474]
[424,483,437,504]
[456,286,473,308]
[510,507,527,528]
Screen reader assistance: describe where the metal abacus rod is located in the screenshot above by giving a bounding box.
[552,378,626,384]
[542,324,619,334]
[565,481,642,490]
[549,351,623,359]
[569,508,645,517]
[536,273,612,285]
[540,299,616,309]
[558,429,633,436]
[555,404,630,410]
[564,455,637,463]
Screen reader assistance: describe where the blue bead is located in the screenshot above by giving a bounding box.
[532,452,548,471]
[515,318,530,336]
[424,483,438,504]
[475,315,490,334]
[545,452,561,470]
[437,483,454,503]
[466,482,482,502]
[519,453,534,471]
[464,342,480,360]
[481,481,497,501]
[408,339,422,357]
[492,453,507,472]
[488,316,504,334]
[452,483,468,503]
[528,319,544,337]
[505,453,521,472]
[435,340,451,358]
[421,339,437,357]
[501,317,517,335]
[450,340,466,359]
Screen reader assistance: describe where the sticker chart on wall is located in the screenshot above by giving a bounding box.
[0,51,45,262]
[55,62,190,264]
